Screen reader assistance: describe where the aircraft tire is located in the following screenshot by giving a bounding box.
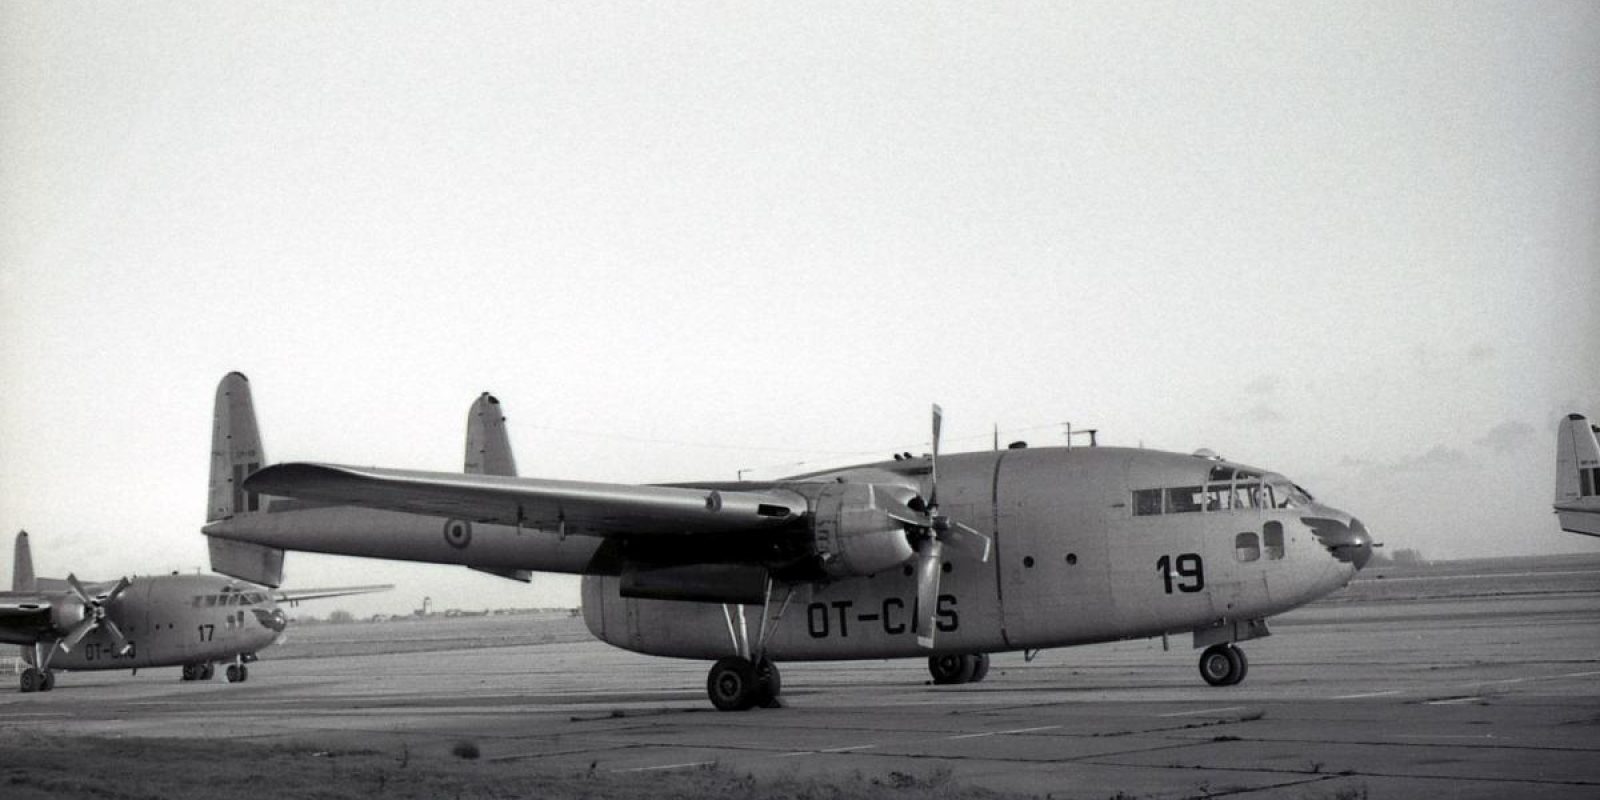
[929,654,978,685]
[239,665,250,683]
[707,656,759,711]
[19,668,38,693]
[970,654,991,683]
[1224,645,1248,686]
[1199,644,1238,686]
[226,665,241,683]
[181,664,197,681]
[755,658,781,706]
[200,664,215,681]
[38,671,54,692]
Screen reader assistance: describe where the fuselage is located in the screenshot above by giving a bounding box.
[14,574,284,670]
[205,445,1369,661]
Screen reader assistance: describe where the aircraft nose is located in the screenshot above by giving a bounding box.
[1303,514,1374,570]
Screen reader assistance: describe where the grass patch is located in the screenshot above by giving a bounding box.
[0,733,1025,800]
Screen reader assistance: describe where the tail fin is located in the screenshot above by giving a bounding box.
[1554,413,1600,537]
[464,392,518,477]
[209,372,266,522]
[206,372,286,586]
[12,531,34,592]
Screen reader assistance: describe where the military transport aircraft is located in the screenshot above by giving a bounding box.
[0,531,389,693]
[202,372,1374,711]
[1555,412,1600,537]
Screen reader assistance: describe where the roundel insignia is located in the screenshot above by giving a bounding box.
[444,519,473,549]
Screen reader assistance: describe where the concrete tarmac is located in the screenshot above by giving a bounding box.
[4,556,1598,799]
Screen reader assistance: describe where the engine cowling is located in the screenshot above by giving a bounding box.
[808,481,918,579]
[49,598,86,634]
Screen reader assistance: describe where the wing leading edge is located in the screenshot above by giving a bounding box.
[243,463,807,537]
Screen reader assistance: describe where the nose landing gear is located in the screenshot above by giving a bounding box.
[1199,643,1248,686]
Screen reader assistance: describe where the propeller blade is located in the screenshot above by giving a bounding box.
[100,616,131,654]
[914,537,943,649]
[876,490,931,528]
[944,522,992,563]
[57,616,97,653]
[65,573,93,605]
[99,577,132,605]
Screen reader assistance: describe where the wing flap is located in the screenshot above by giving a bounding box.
[244,463,807,536]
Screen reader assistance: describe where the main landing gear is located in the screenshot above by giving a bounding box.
[1198,643,1248,686]
[19,641,58,693]
[706,656,782,711]
[928,653,990,685]
[181,663,215,682]
[19,667,55,693]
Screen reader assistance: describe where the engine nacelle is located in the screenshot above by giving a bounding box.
[49,599,86,634]
[809,481,918,579]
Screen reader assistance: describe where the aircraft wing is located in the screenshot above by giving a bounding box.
[274,584,394,604]
[244,463,807,537]
[0,594,54,645]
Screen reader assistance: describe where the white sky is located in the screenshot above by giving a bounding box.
[3,3,1597,617]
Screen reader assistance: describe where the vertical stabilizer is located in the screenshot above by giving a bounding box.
[1554,413,1600,537]
[12,531,34,592]
[464,392,518,477]
[206,372,286,586]
[209,372,266,522]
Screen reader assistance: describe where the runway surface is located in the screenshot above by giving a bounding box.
[4,555,1599,799]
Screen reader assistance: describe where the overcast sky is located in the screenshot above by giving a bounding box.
[3,3,1596,617]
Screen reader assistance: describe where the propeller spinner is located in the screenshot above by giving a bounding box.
[57,574,133,656]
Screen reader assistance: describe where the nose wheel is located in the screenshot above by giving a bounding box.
[1199,643,1248,686]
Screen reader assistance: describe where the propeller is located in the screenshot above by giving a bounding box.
[889,405,993,649]
[57,574,132,656]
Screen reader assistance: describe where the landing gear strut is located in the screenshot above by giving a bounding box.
[705,583,792,711]
[1199,643,1248,686]
[929,653,990,685]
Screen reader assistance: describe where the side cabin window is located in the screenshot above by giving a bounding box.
[1133,489,1163,516]
[204,595,219,608]
[1264,521,1285,560]
[1166,486,1204,514]
[1235,532,1261,562]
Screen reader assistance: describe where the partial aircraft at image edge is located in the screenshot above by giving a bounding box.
[202,372,1376,711]
[1554,412,1600,537]
[0,530,390,692]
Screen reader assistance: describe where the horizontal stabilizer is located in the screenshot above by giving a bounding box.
[274,584,393,604]
[470,566,534,583]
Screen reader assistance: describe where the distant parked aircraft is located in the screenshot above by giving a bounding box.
[0,531,388,692]
[1554,413,1600,537]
